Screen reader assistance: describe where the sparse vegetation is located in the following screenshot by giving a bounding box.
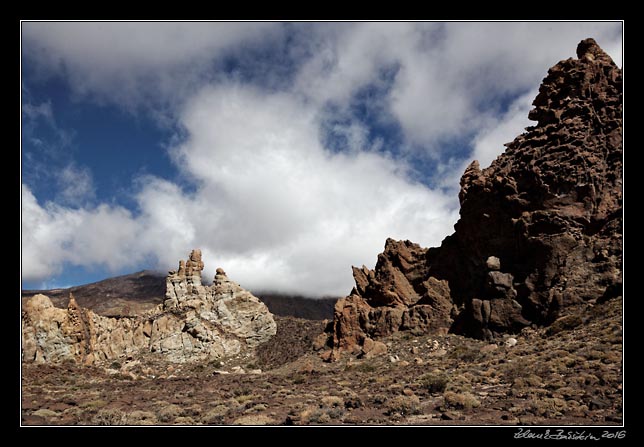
[418,372,449,394]
[385,395,421,416]
[156,404,183,423]
[443,391,481,410]
[21,299,622,426]
[202,405,230,424]
[92,408,125,425]
[449,345,480,363]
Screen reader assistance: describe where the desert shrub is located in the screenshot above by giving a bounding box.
[157,404,184,423]
[502,361,529,382]
[321,396,344,408]
[445,373,474,393]
[525,374,544,387]
[418,372,449,394]
[449,345,480,363]
[183,404,202,417]
[202,404,230,424]
[443,391,481,410]
[92,408,125,425]
[372,394,388,405]
[246,403,268,413]
[233,386,253,397]
[173,416,196,425]
[80,399,108,411]
[353,362,377,373]
[308,410,331,424]
[110,361,122,370]
[530,397,567,417]
[327,406,345,419]
[385,395,421,416]
[234,394,259,406]
[123,410,157,425]
[233,414,275,425]
[344,395,362,409]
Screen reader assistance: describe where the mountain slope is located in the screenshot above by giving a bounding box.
[22,272,337,320]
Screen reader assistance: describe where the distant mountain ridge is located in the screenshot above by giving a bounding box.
[22,270,337,320]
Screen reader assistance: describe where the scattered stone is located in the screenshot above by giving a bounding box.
[413,357,424,365]
[33,409,59,418]
[360,338,388,359]
[505,338,518,347]
[428,349,447,357]
[441,411,458,420]
[480,344,499,354]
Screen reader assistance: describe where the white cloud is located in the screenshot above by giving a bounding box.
[21,21,281,116]
[22,99,54,122]
[21,184,143,282]
[56,163,96,205]
[292,22,622,151]
[469,89,537,170]
[137,84,459,295]
[21,22,623,295]
[21,83,461,295]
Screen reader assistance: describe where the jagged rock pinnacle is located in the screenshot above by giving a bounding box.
[22,250,277,364]
[576,37,615,64]
[328,37,622,357]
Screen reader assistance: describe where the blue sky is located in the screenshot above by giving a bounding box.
[21,21,623,295]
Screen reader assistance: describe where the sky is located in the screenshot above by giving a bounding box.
[20,21,623,296]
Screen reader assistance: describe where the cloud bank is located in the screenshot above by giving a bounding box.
[21,22,623,295]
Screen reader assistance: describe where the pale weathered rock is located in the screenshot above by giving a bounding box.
[359,337,388,359]
[22,250,277,365]
[486,256,501,271]
[505,337,518,347]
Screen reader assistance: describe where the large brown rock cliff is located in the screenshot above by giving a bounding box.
[329,38,622,357]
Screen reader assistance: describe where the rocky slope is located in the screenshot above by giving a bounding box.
[21,296,622,425]
[21,271,166,317]
[329,38,622,356]
[21,250,277,364]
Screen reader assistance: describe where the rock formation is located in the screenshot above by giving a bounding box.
[22,250,277,364]
[329,38,622,356]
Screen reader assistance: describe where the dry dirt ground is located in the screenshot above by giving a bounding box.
[21,297,622,426]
